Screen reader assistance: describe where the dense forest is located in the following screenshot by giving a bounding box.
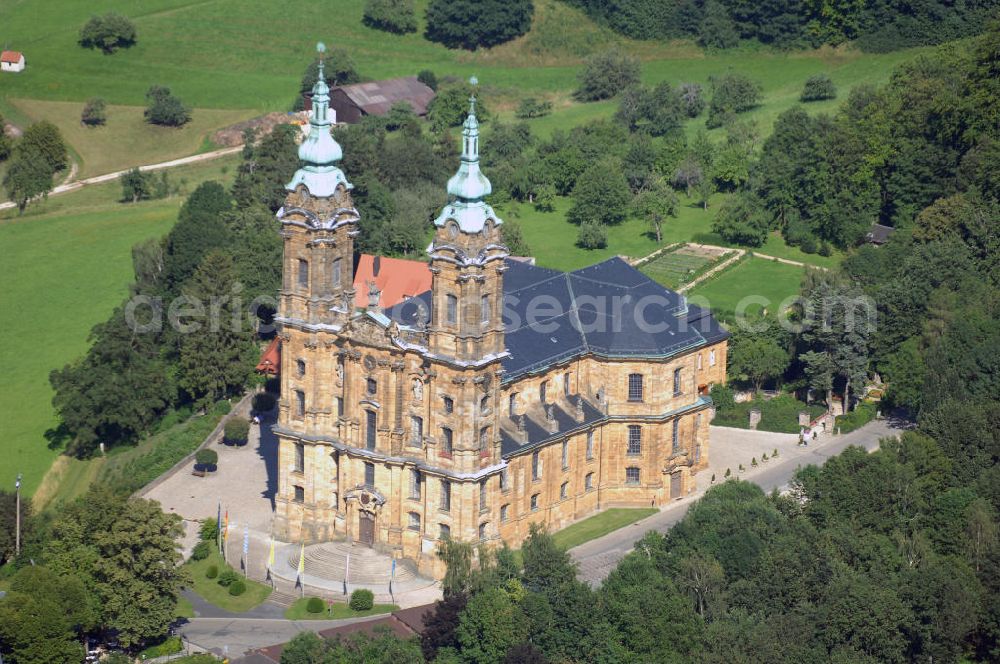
[563,0,999,51]
[279,22,1000,664]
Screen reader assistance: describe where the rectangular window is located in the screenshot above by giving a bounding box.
[540,381,547,404]
[673,368,682,396]
[500,504,509,522]
[446,294,458,324]
[297,259,309,288]
[627,425,642,455]
[336,397,344,417]
[709,350,717,367]
[561,440,569,469]
[296,359,306,377]
[294,442,304,473]
[479,427,490,452]
[479,480,487,512]
[295,390,305,417]
[628,373,644,402]
[367,378,377,395]
[293,485,305,502]
[560,481,568,500]
[626,467,640,485]
[409,469,421,500]
[672,419,680,452]
[439,524,451,540]
[563,372,571,395]
[530,494,539,511]
[441,427,453,454]
[408,512,420,531]
[500,467,509,491]
[410,416,423,446]
[697,353,703,371]
[440,480,451,512]
[586,431,594,460]
[443,396,454,414]
[364,462,375,488]
[508,393,517,417]
[366,410,377,450]
[481,294,490,323]
[531,450,541,481]
[332,257,342,288]
[585,472,594,491]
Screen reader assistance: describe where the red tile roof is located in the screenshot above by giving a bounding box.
[255,337,280,375]
[1,51,23,63]
[353,254,432,309]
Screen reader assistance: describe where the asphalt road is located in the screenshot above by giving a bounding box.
[570,415,910,584]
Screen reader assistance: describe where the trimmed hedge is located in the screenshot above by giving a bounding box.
[835,401,877,433]
[306,596,325,614]
[224,417,250,443]
[228,579,247,596]
[206,565,218,579]
[195,448,218,467]
[350,588,374,611]
[191,541,211,561]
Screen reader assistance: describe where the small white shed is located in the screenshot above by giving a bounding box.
[1,51,25,73]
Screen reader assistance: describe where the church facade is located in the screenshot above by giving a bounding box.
[272,55,728,578]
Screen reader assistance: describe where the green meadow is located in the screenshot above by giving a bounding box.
[688,257,808,323]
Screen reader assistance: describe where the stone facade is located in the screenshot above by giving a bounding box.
[272,62,727,579]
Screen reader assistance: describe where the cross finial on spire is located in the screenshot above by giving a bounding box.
[468,76,478,116]
[316,42,327,81]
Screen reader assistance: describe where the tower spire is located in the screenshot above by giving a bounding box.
[446,77,490,203]
[285,42,351,197]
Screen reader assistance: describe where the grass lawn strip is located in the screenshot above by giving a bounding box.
[284,598,399,621]
[552,508,658,550]
[185,549,272,613]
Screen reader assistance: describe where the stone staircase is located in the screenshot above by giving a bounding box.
[270,540,435,602]
[268,587,299,608]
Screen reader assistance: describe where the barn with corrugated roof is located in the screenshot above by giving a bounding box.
[329,77,435,124]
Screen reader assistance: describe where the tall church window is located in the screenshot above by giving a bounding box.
[673,368,683,395]
[297,259,309,288]
[481,294,490,324]
[440,480,451,512]
[294,390,305,417]
[410,416,423,446]
[332,257,342,287]
[540,381,548,404]
[441,427,453,454]
[561,440,569,469]
[410,469,422,500]
[479,480,488,512]
[479,426,490,452]
[563,372,571,395]
[366,410,377,450]
[627,425,642,455]
[532,450,541,480]
[364,462,375,488]
[446,294,458,324]
[628,374,644,402]
[672,419,680,452]
[586,431,595,460]
[500,467,509,491]
[294,442,304,473]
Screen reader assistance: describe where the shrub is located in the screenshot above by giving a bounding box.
[835,401,877,433]
[363,0,417,34]
[191,541,211,561]
[206,565,219,579]
[800,74,837,102]
[217,569,239,587]
[711,192,770,246]
[199,518,219,542]
[425,0,533,50]
[576,223,608,249]
[228,579,247,596]
[79,13,137,53]
[144,85,191,127]
[706,73,762,128]
[427,82,489,129]
[306,597,326,613]
[417,69,438,91]
[575,49,640,102]
[195,448,218,468]
[710,384,736,410]
[515,97,552,119]
[224,418,250,444]
[253,392,277,412]
[799,235,818,254]
[818,242,832,257]
[678,83,705,118]
[349,588,375,611]
[81,98,107,126]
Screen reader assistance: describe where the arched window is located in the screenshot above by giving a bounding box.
[408,512,421,531]
[446,294,458,324]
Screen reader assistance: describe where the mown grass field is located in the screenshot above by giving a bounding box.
[7,99,255,178]
[688,256,807,322]
[0,156,238,498]
[185,549,272,613]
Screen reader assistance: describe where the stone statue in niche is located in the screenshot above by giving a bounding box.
[412,378,423,402]
[336,359,344,383]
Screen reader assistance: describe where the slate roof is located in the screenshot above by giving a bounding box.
[335,77,436,116]
[388,256,729,380]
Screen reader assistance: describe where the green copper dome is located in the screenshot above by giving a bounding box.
[286,43,351,197]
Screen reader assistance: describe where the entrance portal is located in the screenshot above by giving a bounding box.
[359,511,375,547]
[670,472,682,499]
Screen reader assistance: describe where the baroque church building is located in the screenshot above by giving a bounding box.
[272,55,728,578]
